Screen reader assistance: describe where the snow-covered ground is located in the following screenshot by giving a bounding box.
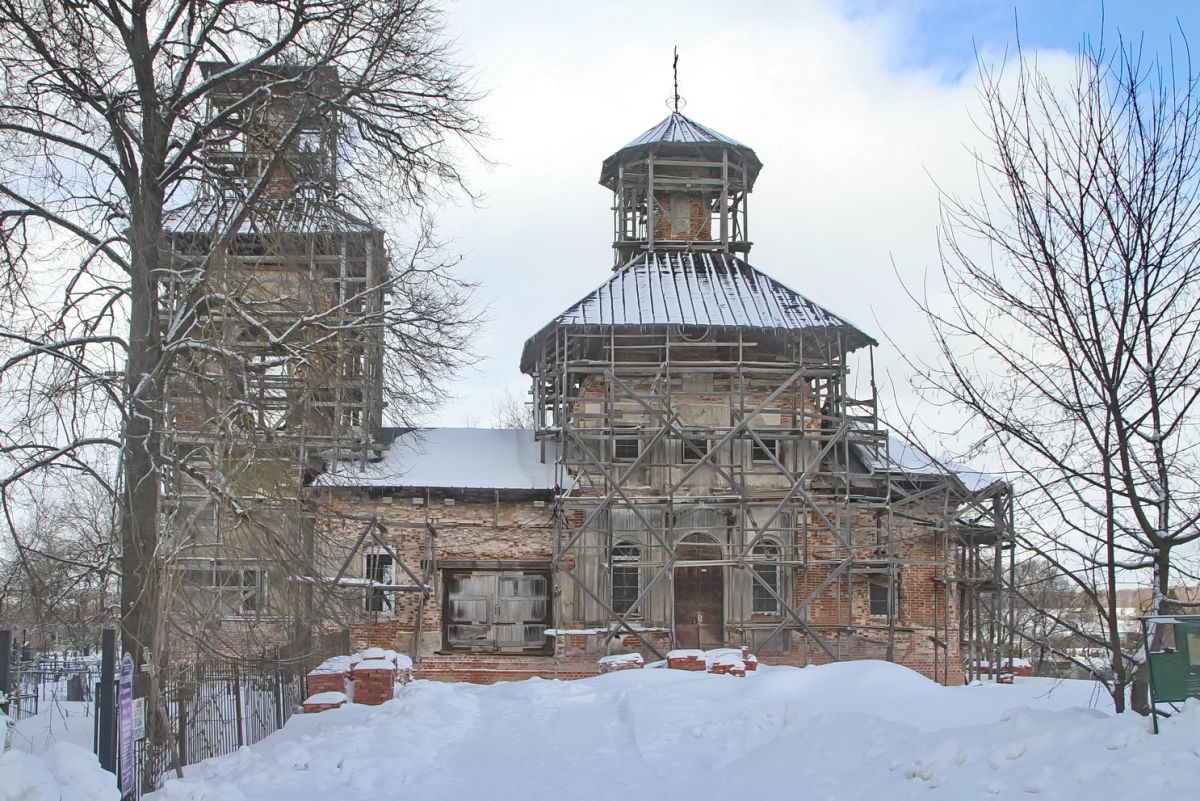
[10,699,97,756]
[2,690,117,801]
[125,661,1196,801]
[4,661,1197,801]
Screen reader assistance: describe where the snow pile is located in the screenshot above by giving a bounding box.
[303,692,347,706]
[145,662,1199,801]
[0,742,119,801]
[596,653,643,666]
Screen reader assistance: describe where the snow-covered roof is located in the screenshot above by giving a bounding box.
[313,428,557,492]
[858,433,1005,494]
[163,197,378,236]
[521,252,874,370]
[600,112,763,189]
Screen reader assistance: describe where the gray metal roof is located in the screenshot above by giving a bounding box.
[621,112,750,149]
[520,252,876,370]
[600,112,763,190]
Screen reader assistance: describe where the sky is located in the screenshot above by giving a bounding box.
[424,0,1199,434]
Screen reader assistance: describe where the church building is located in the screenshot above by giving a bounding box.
[314,110,1014,685]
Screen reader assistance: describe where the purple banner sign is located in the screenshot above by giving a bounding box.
[118,654,134,794]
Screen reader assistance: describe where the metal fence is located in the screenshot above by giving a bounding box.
[133,658,308,796]
[3,635,336,798]
[6,660,102,720]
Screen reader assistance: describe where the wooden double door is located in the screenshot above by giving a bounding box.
[674,536,724,649]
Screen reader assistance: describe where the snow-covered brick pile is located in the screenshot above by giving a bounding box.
[302,691,348,714]
[306,655,353,697]
[666,649,706,671]
[704,647,758,676]
[351,658,400,706]
[353,647,414,683]
[596,653,644,673]
[664,648,758,676]
[0,742,119,801]
[303,650,414,712]
[139,662,1200,801]
[974,657,1033,678]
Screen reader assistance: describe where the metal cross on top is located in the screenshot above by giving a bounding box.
[672,47,681,112]
[672,46,681,112]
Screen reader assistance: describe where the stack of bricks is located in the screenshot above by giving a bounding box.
[351,658,399,705]
[302,691,347,713]
[708,659,746,677]
[706,647,759,677]
[666,649,706,671]
[596,653,644,674]
[306,656,351,698]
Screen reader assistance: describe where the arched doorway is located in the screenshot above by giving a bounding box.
[674,533,724,649]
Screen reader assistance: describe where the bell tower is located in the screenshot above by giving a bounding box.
[600,111,762,267]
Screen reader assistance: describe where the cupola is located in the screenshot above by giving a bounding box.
[600,111,762,267]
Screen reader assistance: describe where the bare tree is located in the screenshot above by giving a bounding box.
[912,36,1200,712]
[1006,556,1082,675]
[0,482,118,653]
[0,0,482,712]
[491,388,535,430]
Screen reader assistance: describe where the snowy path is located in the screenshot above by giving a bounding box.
[139,662,1197,801]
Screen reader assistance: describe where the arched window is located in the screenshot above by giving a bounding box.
[751,541,781,614]
[611,541,641,617]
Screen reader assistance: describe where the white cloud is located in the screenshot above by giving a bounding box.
[424,0,1071,439]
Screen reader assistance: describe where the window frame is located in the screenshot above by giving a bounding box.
[681,433,711,464]
[179,560,267,617]
[363,549,396,615]
[610,541,642,618]
[612,427,642,462]
[750,540,782,615]
[868,576,896,618]
[751,436,781,465]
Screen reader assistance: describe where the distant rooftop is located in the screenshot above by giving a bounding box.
[521,251,875,371]
[313,428,557,493]
[857,433,1005,494]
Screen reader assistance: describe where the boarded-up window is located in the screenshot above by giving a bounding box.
[444,568,551,652]
[669,193,691,236]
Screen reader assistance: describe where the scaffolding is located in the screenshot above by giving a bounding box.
[156,64,389,650]
[526,321,1014,682]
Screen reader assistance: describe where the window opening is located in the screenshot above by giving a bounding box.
[611,542,642,616]
[180,561,265,616]
[869,576,895,617]
[682,434,709,464]
[751,437,780,464]
[364,551,395,613]
[613,428,641,462]
[751,541,781,613]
